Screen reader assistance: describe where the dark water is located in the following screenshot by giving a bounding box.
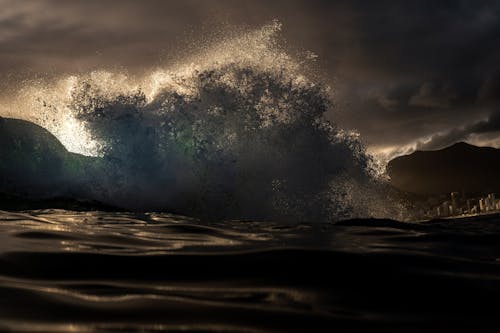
[1,210,500,332]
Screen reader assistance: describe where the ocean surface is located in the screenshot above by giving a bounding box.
[0,210,499,332]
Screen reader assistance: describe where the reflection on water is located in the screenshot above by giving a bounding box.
[1,210,500,332]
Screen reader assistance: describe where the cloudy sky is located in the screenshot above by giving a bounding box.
[1,0,500,159]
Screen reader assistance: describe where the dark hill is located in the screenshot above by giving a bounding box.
[387,142,500,195]
[0,117,69,196]
[0,117,98,199]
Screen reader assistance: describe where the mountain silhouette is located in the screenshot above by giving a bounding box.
[387,142,500,195]
[0,117,97,198]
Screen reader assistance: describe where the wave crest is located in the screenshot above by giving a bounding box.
[14,22,398,221]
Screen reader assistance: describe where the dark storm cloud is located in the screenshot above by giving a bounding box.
[417,111,500,151]
[329,0,500,151]
[1,0,500,155]
[0,0,356,94]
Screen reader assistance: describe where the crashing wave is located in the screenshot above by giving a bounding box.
[4,21,400,221]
